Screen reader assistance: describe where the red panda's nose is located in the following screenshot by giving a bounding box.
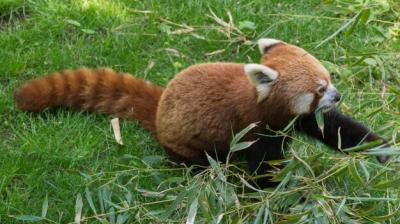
[333,91,341,102]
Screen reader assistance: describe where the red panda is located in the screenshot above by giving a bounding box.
[15,38,389,187]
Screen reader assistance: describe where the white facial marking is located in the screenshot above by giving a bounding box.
[316,79,328,94]
[244,64,279,103]
[318,83,339,111]
[257,38,282,54]
[292,93,314,115]
[318,79,327,87]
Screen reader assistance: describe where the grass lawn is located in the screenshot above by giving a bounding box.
[0,0,399,223]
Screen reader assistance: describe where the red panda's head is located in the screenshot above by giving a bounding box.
[245,38,341,119]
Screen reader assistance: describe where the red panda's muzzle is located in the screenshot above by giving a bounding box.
[318,85,341,112]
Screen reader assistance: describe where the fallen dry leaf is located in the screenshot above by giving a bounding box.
[111,117,123,145]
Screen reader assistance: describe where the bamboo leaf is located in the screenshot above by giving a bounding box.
[368,209,400,222]
[186,198,198,224]
[206,153,226,182]
[282,115,299,132]
[75,193,83,224]
[292,151,315,178]
[66,19,81,27]
[41,194,48,218]
[206,153,219,169]
[98,188,105,214]
[283,209,311,221]
[363,147,400,156]
[274,159,298,181]
[254,204,266,224]
[348,159,364,185]
[271,171,292,197]
[14,215,44,221]
[373,178,400,189]
[230,122,258,146]
[116,214,130,224]
[161,190,187,220]
[314,109,324,137]
[343,139,384,152]
[198,192,212,222]
[322,195,397,202]
[335,198,347,216]
[85,187,97,215]
[81,29,96,34]
[359,160,370,182]
[238,176,269,193]
[230,140,257,152]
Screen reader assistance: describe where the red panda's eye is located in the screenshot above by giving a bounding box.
[318,87,326,95]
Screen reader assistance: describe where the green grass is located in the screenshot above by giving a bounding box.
[0,0,399,223]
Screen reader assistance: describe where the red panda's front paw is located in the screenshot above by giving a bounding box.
[376,141,392,163]
[377,155,391,163]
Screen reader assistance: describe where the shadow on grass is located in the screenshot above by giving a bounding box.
[0,1,28,31]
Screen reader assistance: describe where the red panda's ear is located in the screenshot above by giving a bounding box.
[245,64,279,103]
[257,38,283,54]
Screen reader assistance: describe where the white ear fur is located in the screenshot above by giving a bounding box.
[257,38,282,54]
[244,64,278,103]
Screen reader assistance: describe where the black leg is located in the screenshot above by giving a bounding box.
[296,109,389,162]
[246,134,287,188]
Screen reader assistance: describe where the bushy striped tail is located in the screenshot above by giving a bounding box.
[14,68,164,133]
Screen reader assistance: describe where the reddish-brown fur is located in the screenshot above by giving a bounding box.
[260,43,331,128]
[156,63,265,164]
[15,41,332,165]
[14,68,163,132]
[155,43,332,163]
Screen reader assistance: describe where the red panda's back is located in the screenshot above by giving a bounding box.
[155,63,263,163]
